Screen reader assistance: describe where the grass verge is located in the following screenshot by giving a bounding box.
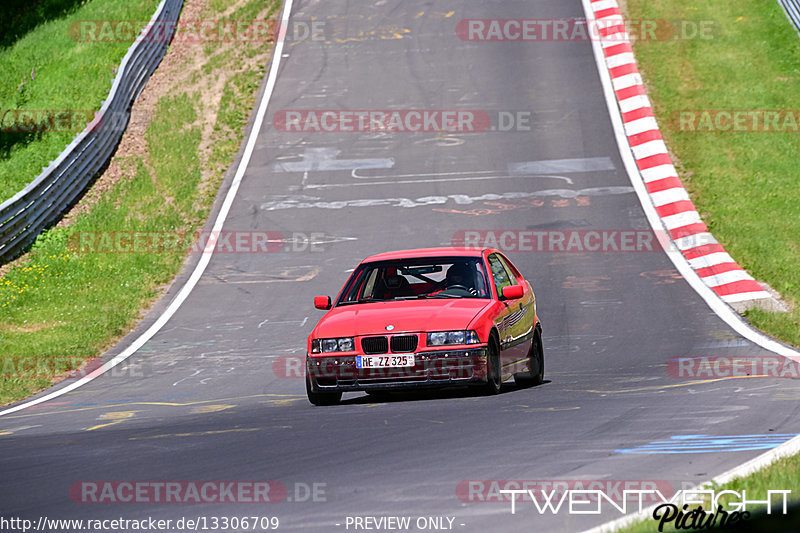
[0,0,160,202]
[624,0,800,347]
[0,0,280,406]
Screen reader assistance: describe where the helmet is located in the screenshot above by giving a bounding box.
[445,262,474,287]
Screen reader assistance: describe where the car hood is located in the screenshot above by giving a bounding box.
[313,299,492,338]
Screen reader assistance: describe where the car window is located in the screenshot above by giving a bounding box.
[360,268,379,300]
[488,254,514,296]
[337,257,490,304]
[497,255,520,284]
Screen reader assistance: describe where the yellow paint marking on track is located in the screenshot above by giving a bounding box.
[0,424,41,436]
[87,420,126,431]
[262,398,303,407]
[87,411,136,431]
[3,394,302,420]
[190,404,236,414]
[129,428,266,440]
[99,411,136,419]
[577,375,773,394]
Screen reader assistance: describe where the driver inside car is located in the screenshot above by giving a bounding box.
[435,262,480,296]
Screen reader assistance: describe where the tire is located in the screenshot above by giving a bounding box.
[306,374,342,406]
[515,328,544,387]
[482,338,502,395]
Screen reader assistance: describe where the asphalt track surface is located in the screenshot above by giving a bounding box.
[2,1,800,532]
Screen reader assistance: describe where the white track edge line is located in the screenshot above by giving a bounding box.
[0,0,294,418]
[579,0,800,529]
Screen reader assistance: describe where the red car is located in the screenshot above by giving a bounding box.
[305,247,543,405]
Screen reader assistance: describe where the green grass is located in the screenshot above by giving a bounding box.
[624,0,800,347]
[0,0,160,202]
[0,0,280,406]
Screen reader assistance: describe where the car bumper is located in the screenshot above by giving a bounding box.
[306,347,489,392]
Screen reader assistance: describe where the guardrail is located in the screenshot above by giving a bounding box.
[778,0,800,33]
[0,0,184,264]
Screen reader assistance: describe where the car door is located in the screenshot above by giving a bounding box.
[486,253,530,375]
[496,253,535,371]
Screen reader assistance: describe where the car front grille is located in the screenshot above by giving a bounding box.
[390,335,418,353]
[362,336,389,354]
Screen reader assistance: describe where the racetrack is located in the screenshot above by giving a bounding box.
[2,1,800,532]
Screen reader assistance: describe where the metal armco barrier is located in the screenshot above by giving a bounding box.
[778,0,800,33]
[0,0,184,264]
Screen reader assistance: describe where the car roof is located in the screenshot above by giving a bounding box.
[363,247,490,263]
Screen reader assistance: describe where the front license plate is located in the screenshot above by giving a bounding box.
[356,355,415,368]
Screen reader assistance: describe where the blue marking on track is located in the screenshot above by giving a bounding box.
[616,434,797,454]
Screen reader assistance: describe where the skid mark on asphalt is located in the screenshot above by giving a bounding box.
[501,405,580,413]
[616,434,797,454]
[200,266,321,284]
[436,196,591,216]
[562,275,612,291]
[640,269,684,285]
[261,187,633,211]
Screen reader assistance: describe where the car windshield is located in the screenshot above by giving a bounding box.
[338,257,490,305]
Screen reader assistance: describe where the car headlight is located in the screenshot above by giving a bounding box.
[427,330,480,346]
[311,337,355,353]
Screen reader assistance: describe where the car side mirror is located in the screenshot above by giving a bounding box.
[501,285,524,300]
[314,295,332,310]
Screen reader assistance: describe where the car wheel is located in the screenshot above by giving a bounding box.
[306,374,342,406]
[516,328,544,387]
[482,339,502,395]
